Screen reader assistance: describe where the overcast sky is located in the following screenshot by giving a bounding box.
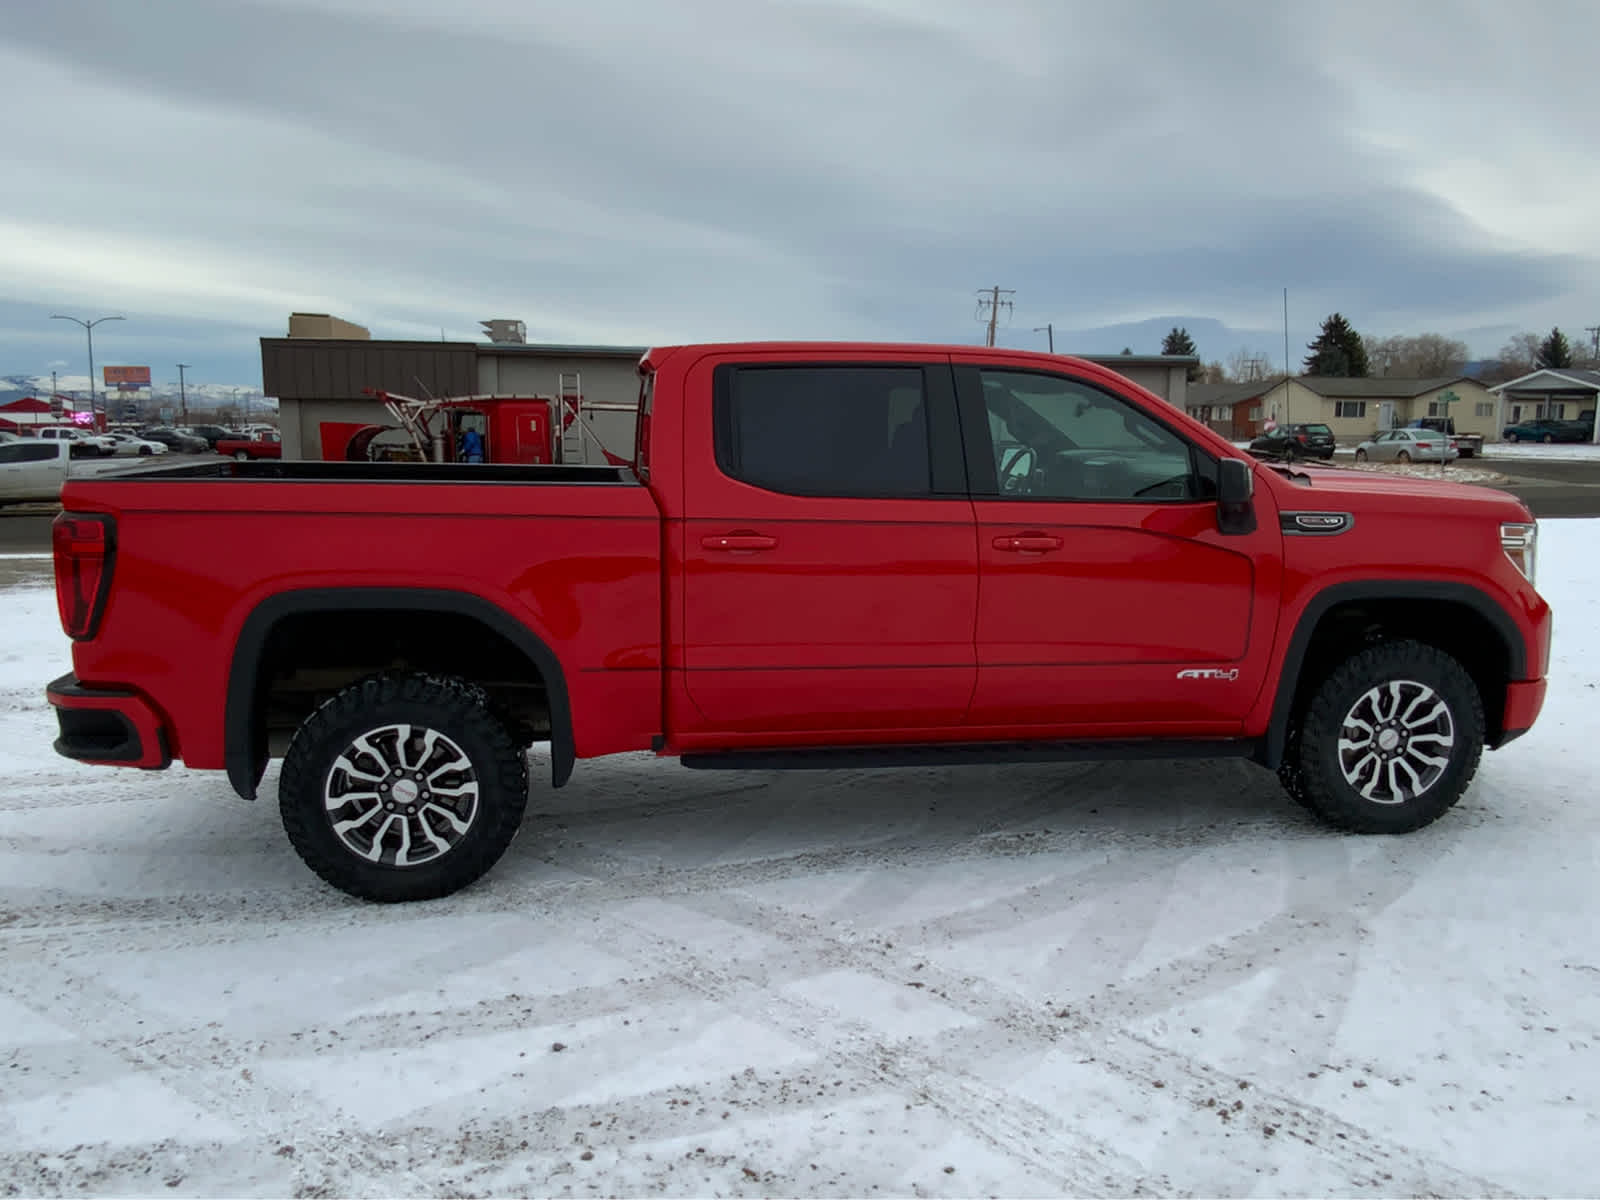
[4,0,1599,388]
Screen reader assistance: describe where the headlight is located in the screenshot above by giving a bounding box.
[1501,522,1537,584]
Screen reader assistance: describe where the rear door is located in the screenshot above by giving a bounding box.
[677,352,978,735]
[956,359,1281,734]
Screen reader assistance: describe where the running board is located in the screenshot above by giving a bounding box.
[679,739,1262,772]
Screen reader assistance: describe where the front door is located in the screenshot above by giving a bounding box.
[678,356,978,736]
[957,362,1281,735]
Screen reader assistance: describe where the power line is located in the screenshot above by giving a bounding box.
[975,286,1014,347]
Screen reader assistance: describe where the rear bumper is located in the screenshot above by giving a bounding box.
[46,673,172,769]
[1493,678,1548,749]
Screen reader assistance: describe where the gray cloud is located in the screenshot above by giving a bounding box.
[2,0,1597,385]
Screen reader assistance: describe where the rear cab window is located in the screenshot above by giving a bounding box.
[712,363,963,498]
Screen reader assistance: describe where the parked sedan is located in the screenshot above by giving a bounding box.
[102,432,169,457]
[1353,428,1459,464]
[1501,418,1589,444]
[138,427,208,453]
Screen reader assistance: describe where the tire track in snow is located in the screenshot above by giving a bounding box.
[0,966,437,1198]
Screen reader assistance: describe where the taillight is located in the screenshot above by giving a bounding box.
[1415,441,1432,449]
[53,512,116,640]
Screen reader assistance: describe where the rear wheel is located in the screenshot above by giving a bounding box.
[1282,640,1483,834]
[234,450,250,460]
[1542,433,1553,444]
[278,673,529,902]
[1396,450,1412,463]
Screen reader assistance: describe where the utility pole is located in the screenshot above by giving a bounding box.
[1032,323,1055,353]
[1585,326,1600,362]
[177,364,191,424]
[976,286,1014,347]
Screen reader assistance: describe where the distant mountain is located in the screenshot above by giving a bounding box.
[0,373,275,418]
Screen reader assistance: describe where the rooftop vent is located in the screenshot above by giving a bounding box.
[480,319,527,345]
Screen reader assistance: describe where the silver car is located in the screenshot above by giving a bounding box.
[1354,428,1459,464]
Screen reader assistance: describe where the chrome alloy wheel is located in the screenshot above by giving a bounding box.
[322,723,480,867]
[1337,680,1455,805]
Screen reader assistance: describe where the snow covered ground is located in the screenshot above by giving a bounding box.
[1479,442,1600,461]
[1,524,1597,1198]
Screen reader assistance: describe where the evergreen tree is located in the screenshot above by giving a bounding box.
[1303,312,1370,377]
[1537,326,1573,369]
[1161,326,1198,357]
[1161,326,1202,381]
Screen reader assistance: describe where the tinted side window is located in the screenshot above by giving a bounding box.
[19,443,58,462]
[715,365,931,497]
[979,369,1213,502]
[0,444,23,463]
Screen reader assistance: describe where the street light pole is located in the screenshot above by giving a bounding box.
[1033,324,1055,353]
[51,314,124,427]
[177,364,191,424]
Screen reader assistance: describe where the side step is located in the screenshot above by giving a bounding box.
[679,739,1263,772]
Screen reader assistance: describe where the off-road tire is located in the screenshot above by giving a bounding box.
[1287,640,1484,834]
[279,672,529,902]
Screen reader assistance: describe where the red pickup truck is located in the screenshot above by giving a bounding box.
[46,342,1551,902]
[215,430,282,460]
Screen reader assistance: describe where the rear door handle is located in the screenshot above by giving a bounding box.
[702,533,778,552]
[993,533,1062,553]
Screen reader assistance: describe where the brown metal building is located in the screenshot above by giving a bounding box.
[262,326,645,462]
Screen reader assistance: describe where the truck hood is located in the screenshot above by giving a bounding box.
[1262,463,1531,517]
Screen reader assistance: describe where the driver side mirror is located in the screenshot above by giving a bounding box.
[1217,458,1256,535]
[1218,457,1253,504]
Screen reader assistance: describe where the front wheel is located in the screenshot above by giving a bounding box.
[1505,432,1519,443]
[278,673,529,902]
[1283,640,1484,834]
[1354,448,1368,462]
[234,450,251,460]
[1542,433,1553,444]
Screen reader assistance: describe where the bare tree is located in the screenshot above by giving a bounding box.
[1367,333,1470,377]
[1474,332,1543,384]
[1225,347,1277,382]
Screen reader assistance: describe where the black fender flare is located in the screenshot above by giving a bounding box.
[1263,580,1526,769]
[225,587,574,801]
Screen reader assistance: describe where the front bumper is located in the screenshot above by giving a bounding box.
[1493,678,1548,749]
[46,673,172,769]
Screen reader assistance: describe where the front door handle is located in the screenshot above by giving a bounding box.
[993,533,1062,553]
[702,533,778,552]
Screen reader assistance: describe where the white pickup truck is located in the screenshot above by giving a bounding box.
[0,436,70,505]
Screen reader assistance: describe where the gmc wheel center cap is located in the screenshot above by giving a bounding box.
[1378,729,1400,752]
[391,779,420,804]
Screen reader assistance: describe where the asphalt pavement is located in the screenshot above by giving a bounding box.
[4,454,1598,555]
